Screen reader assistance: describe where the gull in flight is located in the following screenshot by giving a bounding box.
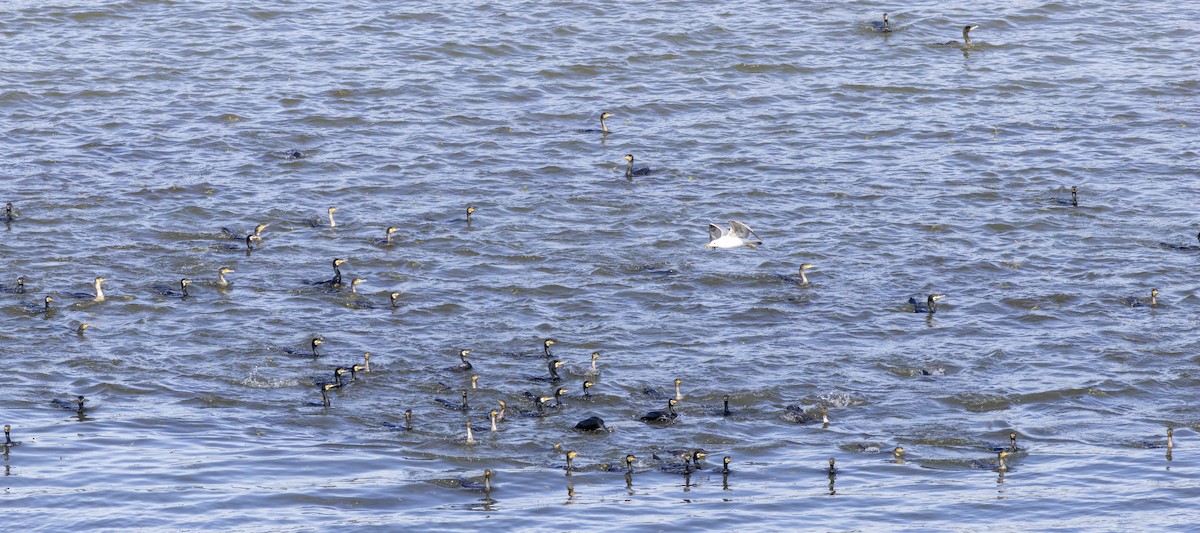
[706,221,763,249]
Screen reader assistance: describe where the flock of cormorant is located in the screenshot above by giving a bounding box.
[1,15,1188,499]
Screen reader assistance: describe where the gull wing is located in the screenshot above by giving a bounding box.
[708,223,726,242]
[729,220,762,243]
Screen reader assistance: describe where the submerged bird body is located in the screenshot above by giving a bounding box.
[1162,232,1200,251]
[706,221,763,249]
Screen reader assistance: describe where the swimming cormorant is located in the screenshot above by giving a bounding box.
[0,276,25,294]
[943,25,979,48]
[624,154,652,179]
[436,391,470,411]
[641,398,679,422]
[1056,186,1078,207]
[216,267,235,288]
[872,13,892,32]
[1123,288,1159,308]
[71,277,106,302]
[311,206,337,228]
[909,294,945,313]
[584,112,612,134]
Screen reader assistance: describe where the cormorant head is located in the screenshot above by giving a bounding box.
[668,398,678,407]
[601,112,612,120]
[219,267,234,274]
[328,206,337,214]
[181,279,191,286]
[544,339,556,347]
[95,277,105,283]
[624,154,634,163]
[674,378,682,387]
[484,469,492,479]
[333,258,346,266]
[591,352,599,360]
[460,349,471,357]
[626,454,636,464]
[255,223,270,233]
[1151,288,1159,297]
[583,380,593,389]
[552,360,564,369]
[467,205,476,215]
[313,338,325,347]
[893,446,905,456]
[351,277,366,287]
[566,450,578,460]
[385,227,398,235]
[723,394,730,401]
[965,25,979,33]
[45,295,53,304]
[556,387,569,397]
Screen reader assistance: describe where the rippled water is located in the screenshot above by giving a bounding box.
[3,0,1198,529]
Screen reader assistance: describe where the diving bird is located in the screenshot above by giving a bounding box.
[1161,232,1200,251]
[706,221,763,249]
[575,416,609,432]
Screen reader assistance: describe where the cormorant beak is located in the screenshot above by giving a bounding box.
[969,25,979,30]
